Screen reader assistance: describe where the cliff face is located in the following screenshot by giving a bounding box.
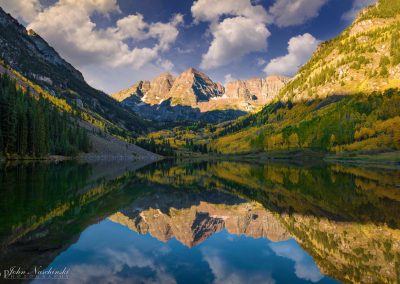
[225,75,289,105]
[144,72,175,104]
[168,68,224,106]
[108,191,289,248]
[111,82,144,102]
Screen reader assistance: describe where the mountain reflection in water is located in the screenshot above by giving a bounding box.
[0,160,399,284]
[108,189,290,247]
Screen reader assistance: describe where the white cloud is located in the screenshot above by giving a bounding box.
[148,14,184,51]
[112,14,149,41]
[3,0,183,93]
[157,59,174,71]
[200,16,270,69]
[342,0,377,21]
[27,1,182,69]
[0,0,42,23]
[269,0,329,27]
[191,0,271,24]
[62,0,121,14]
[201,248,276,284]
[191,0,271,70]
[264,33,320,76]
[270,241,324,283]
[65,246,176,284]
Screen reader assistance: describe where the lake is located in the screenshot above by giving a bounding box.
[0,160,399,283]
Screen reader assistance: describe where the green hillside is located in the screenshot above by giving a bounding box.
[210,90,400,154]
[203,0,400,157]
[280,0,400,102]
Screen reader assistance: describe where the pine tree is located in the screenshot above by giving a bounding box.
[16,102,28,155]
[0,74,91,158]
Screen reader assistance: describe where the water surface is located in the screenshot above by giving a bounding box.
[0,160,399,283]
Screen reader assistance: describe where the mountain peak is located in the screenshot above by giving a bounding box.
[156,72,174,79]
[169,68,224,105]
[183,67,199,74]
[0,9,84,82]
[181,67,211,79]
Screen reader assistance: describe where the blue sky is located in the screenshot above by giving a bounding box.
[0,0,376,93]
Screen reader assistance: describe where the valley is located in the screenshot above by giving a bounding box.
[127,0,400,163]
[1,0,399,163]
[0,0,399,283]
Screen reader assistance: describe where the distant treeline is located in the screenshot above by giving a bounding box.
[135,138,175,157]
[184,139,210,154]
[0,74,91,158]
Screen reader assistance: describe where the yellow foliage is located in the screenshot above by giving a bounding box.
[265,133,284,150]
[347,116,400,151]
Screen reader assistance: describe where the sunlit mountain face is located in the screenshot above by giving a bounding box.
[1,160,399,283]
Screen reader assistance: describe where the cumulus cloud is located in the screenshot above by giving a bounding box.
[157,59,174,71]
[66,246,176,284]
[264,33,320,76]
[201,17,270,69]
[270,241,323,283]
[112,14,149,41]
[342,0,377,21]
[148,14,184,51]
[0,0,42,23]
[27,1,183,69]
[1,0,183,92]
[269,0,329,27]
[192,0,271,70]
[201,248,276,284]
[191,0,271,24]
[62,0,121,14]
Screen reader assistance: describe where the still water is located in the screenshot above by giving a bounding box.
[0,160,399,283]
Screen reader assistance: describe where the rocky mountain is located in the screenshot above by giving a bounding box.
[0,7,147,135]
[113,72,175,104]
[225,75,289,104]
[144,72,175,104]
[112,68,288,122]
[108,190,289,248]
[168,68,225,106]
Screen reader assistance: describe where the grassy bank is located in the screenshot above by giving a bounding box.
[325,151,400,166]
[175,149,400,168]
